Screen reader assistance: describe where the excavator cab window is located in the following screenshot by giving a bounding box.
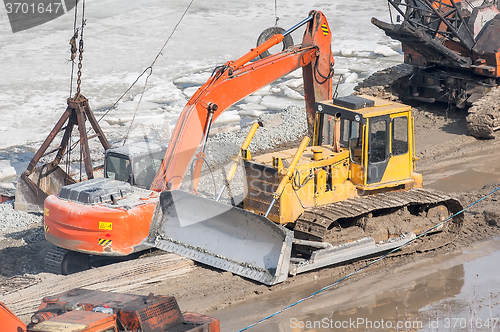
[106,155,132,183]
[132,151,165,189]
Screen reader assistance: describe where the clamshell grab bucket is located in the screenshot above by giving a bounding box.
[15,164,75,213]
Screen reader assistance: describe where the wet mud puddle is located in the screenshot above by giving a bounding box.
[210,239,500,331]
[422,149,500,193]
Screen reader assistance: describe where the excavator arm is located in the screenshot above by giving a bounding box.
[150,11,333,191]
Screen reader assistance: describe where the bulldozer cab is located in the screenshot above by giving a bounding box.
[104,142,166,189]
[315,95,420,190]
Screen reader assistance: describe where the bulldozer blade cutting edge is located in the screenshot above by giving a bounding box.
[148,190,293,285]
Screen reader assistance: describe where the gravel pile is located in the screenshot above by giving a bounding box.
[0,201,43,234]
[205,105,307,166]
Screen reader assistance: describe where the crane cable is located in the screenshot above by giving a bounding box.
[60,0,194,170]
[274,0,279,26]
[237,186,500,331]
[120,0,195,145]
[68,0,78,98]
[66,0,85,176]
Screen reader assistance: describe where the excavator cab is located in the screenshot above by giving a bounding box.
[104,142,166,189]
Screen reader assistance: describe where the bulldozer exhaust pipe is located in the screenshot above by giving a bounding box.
[216,121,261,202]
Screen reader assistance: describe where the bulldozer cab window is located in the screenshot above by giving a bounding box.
[369,119,387,163]
[106,155,131,183]
[321,114,335,145]
[349,121,362,165]
[321,115,356,149]
[340,118,351,148]
[321,114,362,163]
[392,116,408,155]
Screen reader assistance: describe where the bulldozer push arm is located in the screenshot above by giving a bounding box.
[150,11,333,192]
[215,121,262,202]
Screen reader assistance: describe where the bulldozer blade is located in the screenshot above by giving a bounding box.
[148,190,293,285]
[15,164,75,212]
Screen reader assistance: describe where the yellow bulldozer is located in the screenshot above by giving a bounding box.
[149,94,463,285]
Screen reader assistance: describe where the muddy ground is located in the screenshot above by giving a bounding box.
[1,100,500,326]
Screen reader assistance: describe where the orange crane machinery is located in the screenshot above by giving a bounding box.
[0,288,219,332]
[43,10,334,274]
[1,301,27,332]
[371,0,500,138]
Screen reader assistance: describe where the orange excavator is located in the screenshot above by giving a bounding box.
[43,10,334,274]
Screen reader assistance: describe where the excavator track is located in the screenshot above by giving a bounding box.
[294,188,463,249]
[44,246,68,274]
[44,246,89,275]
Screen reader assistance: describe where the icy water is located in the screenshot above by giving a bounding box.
[0,0,402,152]
[211,239,500,331]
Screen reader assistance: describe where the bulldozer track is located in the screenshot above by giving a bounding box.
[294,188,464,243]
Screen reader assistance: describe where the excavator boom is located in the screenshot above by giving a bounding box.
[151,11,333,191]
[144,11,334,284]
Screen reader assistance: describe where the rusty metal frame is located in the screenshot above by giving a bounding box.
[23,94,110,193]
